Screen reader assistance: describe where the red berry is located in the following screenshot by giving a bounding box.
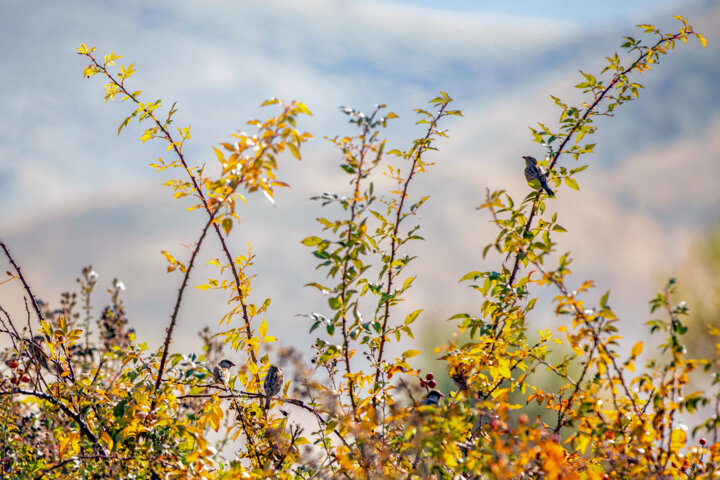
[10,377,18,385]
[518,413,529,425]
[427,379,437,388]
[8,360,18,369]
[425,372,434,380]
[21,374,31,383]
[420,379,426,387]
[700,438,707,446]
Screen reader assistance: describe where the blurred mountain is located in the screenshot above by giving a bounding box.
[1,0,718,357]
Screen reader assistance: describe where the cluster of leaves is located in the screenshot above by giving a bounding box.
[0,16,715,480]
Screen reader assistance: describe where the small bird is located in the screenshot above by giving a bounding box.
[212,359,235,386]
[522,156,554,197]
[420,390,444,407]
[263,365,284,410]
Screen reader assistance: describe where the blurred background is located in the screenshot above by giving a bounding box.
[1,0,718,372]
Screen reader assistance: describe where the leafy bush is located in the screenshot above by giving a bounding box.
[0,16,714,479]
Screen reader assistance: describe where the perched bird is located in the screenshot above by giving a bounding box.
[420,390,444,407]
[522,156,554,197]
[263,365,284,410]
[212,359,235,386]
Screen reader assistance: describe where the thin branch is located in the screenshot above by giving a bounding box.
[33,454,131,480]
[1,389,102,451]
[532,261,639,431]
[337,110,383,416]
[83,54,260,386]
[506,32,683,287]
[0,240,44,323]
[151,215,214,403]
[374,102,449,395]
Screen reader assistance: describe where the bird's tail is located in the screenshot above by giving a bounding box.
[542,182,555,197]
[265,395,271,410]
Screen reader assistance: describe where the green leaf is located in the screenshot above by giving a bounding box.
[404,309,422,325]
[328,297,342,310]
[222,218,233,235]
[459,271,482,282]
[599,291,610,309]
[304,282,329,292]
[400,276,416,292]
[402,349,421,358]
[564,177,579,191]
[301,236,323,247]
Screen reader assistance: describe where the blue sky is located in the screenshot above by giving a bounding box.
[388,0,692,24]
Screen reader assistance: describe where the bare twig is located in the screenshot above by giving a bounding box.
[1,240,44,323]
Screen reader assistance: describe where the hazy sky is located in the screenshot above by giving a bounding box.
[1,0,716,361]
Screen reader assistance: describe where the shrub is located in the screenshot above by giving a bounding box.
[0,16,713,479]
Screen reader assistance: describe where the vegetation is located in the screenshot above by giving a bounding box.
[0,16,713,479]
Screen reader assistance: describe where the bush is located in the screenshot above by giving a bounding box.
[0,16,714,479]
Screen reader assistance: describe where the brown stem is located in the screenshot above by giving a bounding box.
[151,215,214,405]
[0,240,44,323]
[506,33,682,287]
[84,54,261,387]
[2,389,102,451]
[374,103,449,394]
[33,454,130,480]
[338,112,382,416]
[532,261,640,432]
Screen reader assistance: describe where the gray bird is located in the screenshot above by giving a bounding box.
[523,156,554,197]
[420,390,444,407]
[212,359,235,386]
[263,365,284,410]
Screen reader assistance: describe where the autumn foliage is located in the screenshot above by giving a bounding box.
[0,16,715,479]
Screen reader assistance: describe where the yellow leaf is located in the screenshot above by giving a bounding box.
[498,358,512,378]
[58,435,70,458]
[259,317,268,337]
[631,341,643,357]
[575,434,591,453]
[212,146,225,162]
[288,142,301,160]
[670,427,687,451]
[210,404,223,431]
[697,33,707,48]
[402,349,420,358]
[491,387,509,399]
[100,431,114,451]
